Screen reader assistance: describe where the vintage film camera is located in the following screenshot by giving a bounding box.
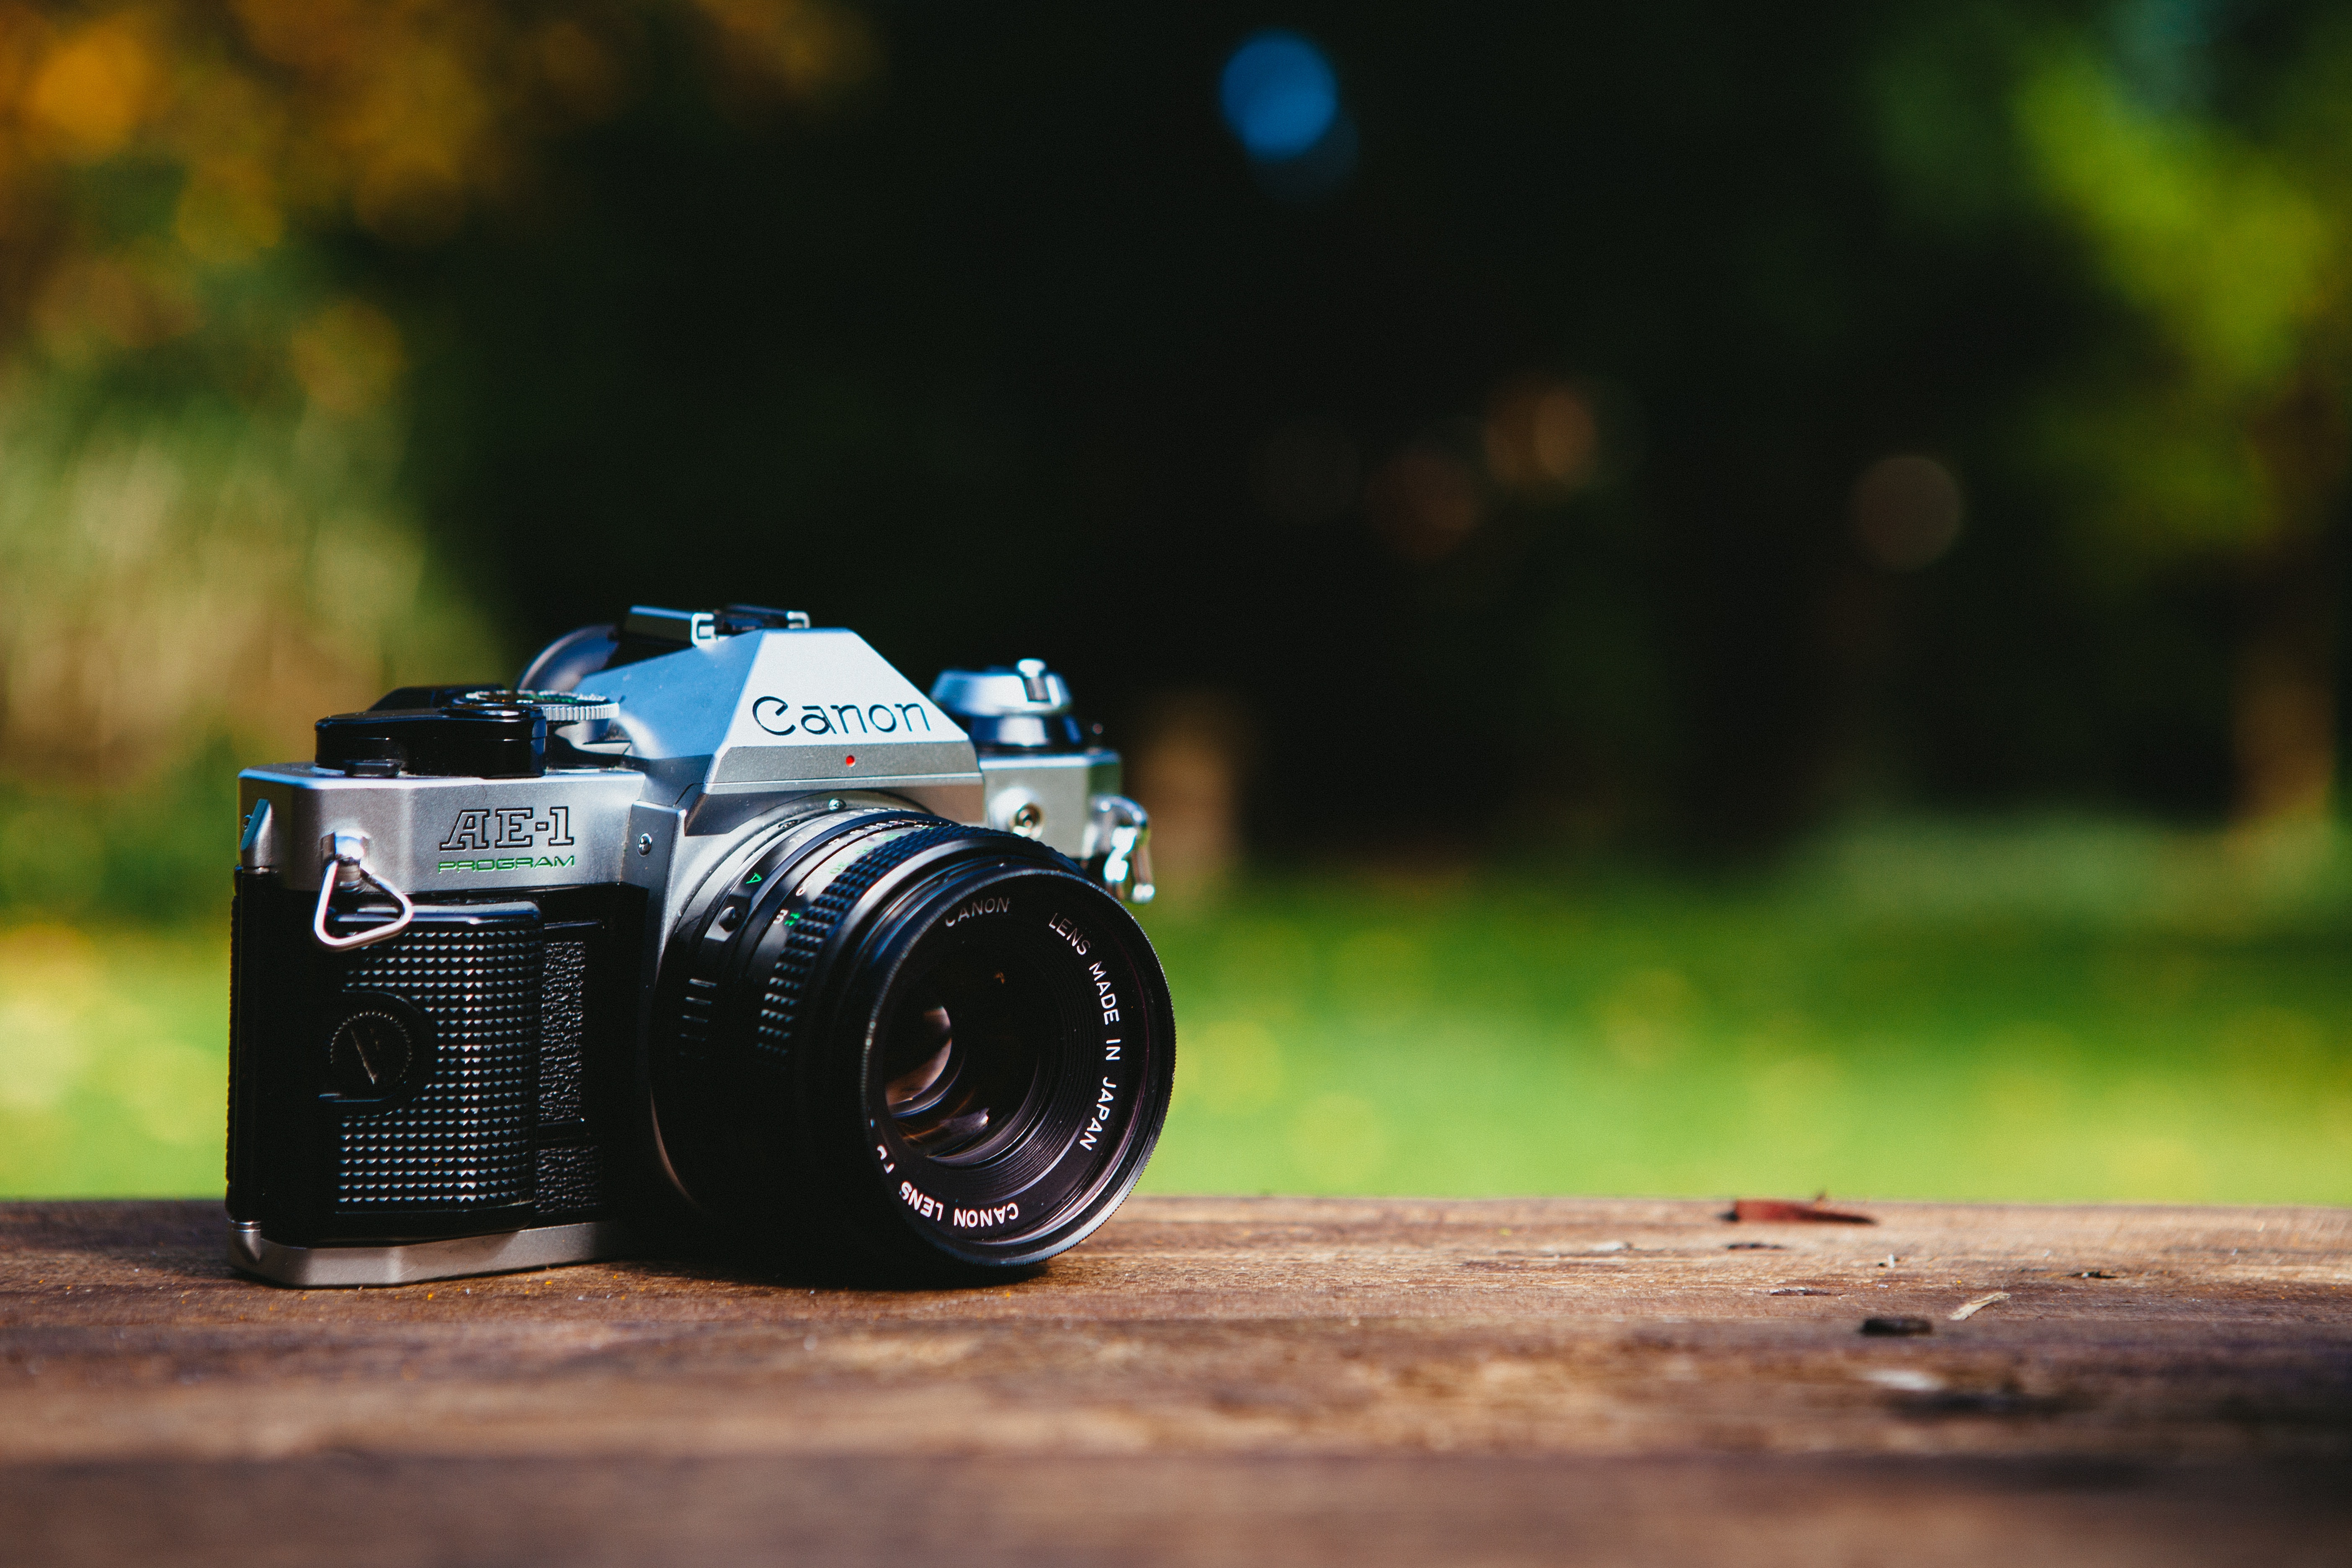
[227,605,1173,1286]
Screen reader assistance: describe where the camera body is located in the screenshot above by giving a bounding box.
[228,606,1168,1286]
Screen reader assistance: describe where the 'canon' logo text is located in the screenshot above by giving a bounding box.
[751,696,935,738]
[945,895,1011,927]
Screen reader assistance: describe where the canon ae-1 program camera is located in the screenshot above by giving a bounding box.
[226,605,1172,1287]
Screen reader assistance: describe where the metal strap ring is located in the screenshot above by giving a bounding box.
[312,843,417,952]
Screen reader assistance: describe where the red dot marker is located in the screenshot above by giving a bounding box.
[844,755,856,766]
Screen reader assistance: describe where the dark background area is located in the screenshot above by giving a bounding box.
[381,0,2281,859]
[7,0,2342,890]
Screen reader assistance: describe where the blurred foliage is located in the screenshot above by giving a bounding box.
[8,818,2346,1200]
[0,919,222,1191]
[1873,3,2352,558]
[1144,816,2352,1202]
[2004,17,2352,568]
[1875,0,2352,820]
[0,0,870,916]
[2,0,2352,880]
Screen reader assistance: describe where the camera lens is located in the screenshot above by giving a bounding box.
[879,950,1055,1162]
[651,810,1173,1276]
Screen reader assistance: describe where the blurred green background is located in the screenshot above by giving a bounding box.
[3,0,2350,1204]
[13,819,2352,1202]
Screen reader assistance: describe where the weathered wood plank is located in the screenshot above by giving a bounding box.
[2,1196,2346,1565]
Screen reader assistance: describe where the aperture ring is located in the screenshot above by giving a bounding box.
[689,810,924,994]
[667,810,925,1063]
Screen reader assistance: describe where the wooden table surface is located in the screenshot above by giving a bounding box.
[1,1196,2345,1566]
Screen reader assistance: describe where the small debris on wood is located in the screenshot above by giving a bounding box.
[1725,1198,1876,1225]
[1948,1291,2010,1321]
[1860,1315,1934,1336]
[1767,1287,1833,1296]
[1857,1367,1944,1393]
[1725,1242,1785,1250]
[2074,1269,2120,1279]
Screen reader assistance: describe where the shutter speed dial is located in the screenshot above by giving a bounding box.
[458,690,620,725]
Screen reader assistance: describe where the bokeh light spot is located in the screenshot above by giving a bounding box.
[26,21,156,160]
[1367,441,1483,563]
[1851,453,1965,570]
[1220,31,1338,160]
[1485,374,1599,493]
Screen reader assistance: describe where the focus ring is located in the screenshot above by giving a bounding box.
[750,825,987,1069]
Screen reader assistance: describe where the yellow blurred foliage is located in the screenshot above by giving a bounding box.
[691,0,874,110]
[23,13,156,158]
[1,0,872,261]
[0,0,876,800]
[0,392,498,779]
[289,299,403,416]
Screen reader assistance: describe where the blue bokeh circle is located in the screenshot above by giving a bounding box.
[1219,31,1339,161]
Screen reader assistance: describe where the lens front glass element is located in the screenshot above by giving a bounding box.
[861,869,1169,1264]
[880,949,1055,1164]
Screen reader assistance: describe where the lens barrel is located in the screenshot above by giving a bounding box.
[650,810,1174,1276]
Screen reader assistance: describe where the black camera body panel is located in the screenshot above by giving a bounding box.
[228,872,647,1248]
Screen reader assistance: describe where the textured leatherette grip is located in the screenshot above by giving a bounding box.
[336,912,540,1210]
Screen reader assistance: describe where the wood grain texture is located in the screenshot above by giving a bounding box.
[2,1196,2346,1565]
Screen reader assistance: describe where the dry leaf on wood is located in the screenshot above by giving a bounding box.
[1725,1198,1876,1225]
